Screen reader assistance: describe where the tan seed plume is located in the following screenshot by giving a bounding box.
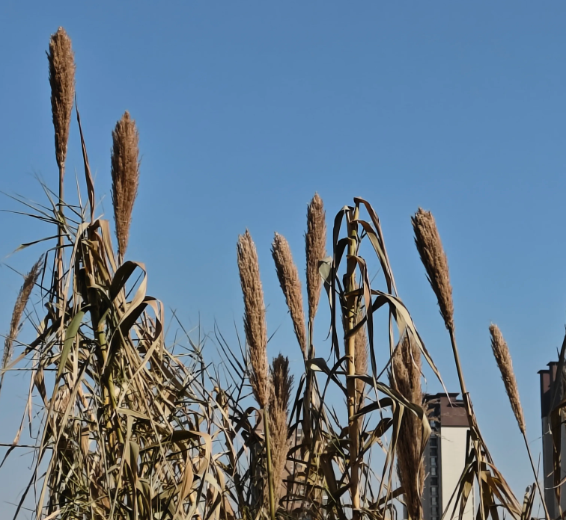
[237,230,269,408]
[269,354,293,504]
[390,333,424,520]
[412,208,454,331]
[305,193,326,327]
[271,233,307,359]
[48,27,75,172]
[1,258,42,390]
[111,111,140,260]
[489,324,525,434]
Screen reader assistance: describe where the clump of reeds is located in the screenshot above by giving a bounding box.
[1,258,42,392]
[411,208,454,332]
[305,193,326,338]
[271,233,307,359]
[48,27,75,176]
[389,333,424,520]
[269,354,293,504]
[489,324,550,520]
[111,111,140,261]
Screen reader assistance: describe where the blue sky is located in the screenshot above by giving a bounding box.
[1,0,566,516]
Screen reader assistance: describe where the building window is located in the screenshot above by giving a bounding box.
[431,466,437,476]
[431,477,438,485]
[430,438,438,447]
[430,456,437,467]
[431,497,437,506]
[430,448,438,457]
[431,486,437,496]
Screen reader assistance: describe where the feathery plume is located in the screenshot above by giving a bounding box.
[48,27,75,172]
[489,324,525,434]
[305,193,326,327]
[271,233,307,359]
[390,333,424,520]
[412,208,454,331]
[237,230,269,408]
[269,355,293,504]
[111,111,140,260]
[1,258,42,391]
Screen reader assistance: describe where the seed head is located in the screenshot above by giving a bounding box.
[412,208,454,331]
[48,27,75,171]
[489,324,525,434]
[111,111,140,260]
[269,354,293,504]
[2,257,42,392]
[271,233,307,359]
[390,333,424,520]
[305,193,326,326]
[237,230,269,408]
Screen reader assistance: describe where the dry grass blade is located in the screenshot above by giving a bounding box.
[389,333,424,520]
[489,324,525,434]
[48,27,75,172]
[237,230,269,408]
[269,354,293,504]
[305,193,326,328]
[272,233,307,359]
[411,208,454,331]
[1,257,42,390]
[111,111,140,260]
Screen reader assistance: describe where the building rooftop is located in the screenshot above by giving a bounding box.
[424,392,468,427]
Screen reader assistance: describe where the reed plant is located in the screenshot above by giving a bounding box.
[0,26,557,520]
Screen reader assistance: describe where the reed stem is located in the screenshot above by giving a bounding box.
[264,407,277,520]
[345,205,360,519]
[522,431,551,520]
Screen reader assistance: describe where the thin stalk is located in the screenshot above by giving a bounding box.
[522,432,551,520]
[263,407,277,520]
[57,164,65,303]
[303,319,314,444]
[301,319,317,508]
[448,327,468,399]
[448,327,487,520]
[346,205,360,519]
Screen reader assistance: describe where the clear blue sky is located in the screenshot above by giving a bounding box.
[1,1,565,516]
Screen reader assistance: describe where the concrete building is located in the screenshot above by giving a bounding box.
[422,393,474,520]
[538,361,566,519]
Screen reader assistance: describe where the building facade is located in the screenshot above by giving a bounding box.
[422,393,474,520]
[538,361,566,519]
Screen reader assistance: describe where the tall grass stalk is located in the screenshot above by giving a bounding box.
[237,230,276,520]
[412,209,469,405]
[345,204,361,519]
[1,257,42,394]
[490,324,550,520]
[47,27,75,300]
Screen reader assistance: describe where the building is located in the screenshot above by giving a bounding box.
[538,361,566,518]
[422,393,474,520]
